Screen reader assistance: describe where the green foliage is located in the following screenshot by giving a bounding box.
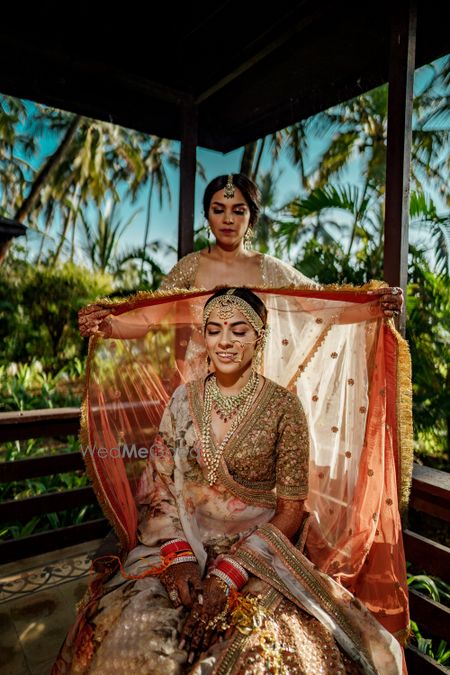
[408,569,450,665]
[0,361,83,412]
[293,238,383,285]
[409,621,450,665]
[408,573,450,607]
[0,259,113,373]
[407,249,450,465]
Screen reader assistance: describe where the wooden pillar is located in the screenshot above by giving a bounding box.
[384,2,417,334]
[178,97,198,259]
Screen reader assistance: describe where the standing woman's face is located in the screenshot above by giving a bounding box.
[207,187,251,249]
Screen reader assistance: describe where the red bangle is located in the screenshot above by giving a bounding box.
[215,559,248,589]
[160,539,193,556]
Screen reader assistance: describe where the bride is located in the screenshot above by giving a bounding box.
[53,287,407,674]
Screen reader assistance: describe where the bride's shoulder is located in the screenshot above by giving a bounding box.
[172,376,203,402]
[263,377,304,409]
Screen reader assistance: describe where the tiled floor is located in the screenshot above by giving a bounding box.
[0,540,102,675]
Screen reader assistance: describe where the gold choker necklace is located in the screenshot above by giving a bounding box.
[202,370,259,484]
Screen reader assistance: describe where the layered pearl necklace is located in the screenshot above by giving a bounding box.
[202,370,259,485]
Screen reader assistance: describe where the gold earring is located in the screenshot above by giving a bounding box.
[207,222,212,253]
[244,227,254,251]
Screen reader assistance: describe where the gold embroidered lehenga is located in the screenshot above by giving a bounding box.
[52,288,411,674]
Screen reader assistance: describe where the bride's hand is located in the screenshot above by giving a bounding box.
[179,576,229,663]
[160,561,203,609]
[78,304,116,337]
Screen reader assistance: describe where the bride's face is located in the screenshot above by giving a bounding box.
[204,306,258,374]
[207,188,251,248]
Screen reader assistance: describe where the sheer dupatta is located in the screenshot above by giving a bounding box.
[81,286,412,642]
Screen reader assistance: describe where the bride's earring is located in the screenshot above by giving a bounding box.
[253,328,268,372]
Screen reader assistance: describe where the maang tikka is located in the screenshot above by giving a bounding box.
[224,174,235,199]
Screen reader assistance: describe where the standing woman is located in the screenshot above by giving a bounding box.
[78,174,403,338]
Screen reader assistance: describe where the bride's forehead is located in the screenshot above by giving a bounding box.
[207,306,248,324]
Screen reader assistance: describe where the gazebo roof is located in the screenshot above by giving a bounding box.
[1,2,449,152]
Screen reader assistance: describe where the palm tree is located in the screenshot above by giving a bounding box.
[240,120,311,189]
[0,97,179,271]
[278,184,450,277]
[80,201,139,273]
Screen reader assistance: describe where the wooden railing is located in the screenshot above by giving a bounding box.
[1,408,449,672]
[0,408,108,562]
[404,464,450,674]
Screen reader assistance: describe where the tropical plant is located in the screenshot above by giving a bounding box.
[0,258,113,371]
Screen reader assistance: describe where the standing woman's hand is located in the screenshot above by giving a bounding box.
[367,287,404,318]
[78,304,116,337]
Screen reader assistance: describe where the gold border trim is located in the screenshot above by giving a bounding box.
[386,321,413,511]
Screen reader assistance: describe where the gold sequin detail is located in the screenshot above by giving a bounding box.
[331,352,338,359]
[347,379,354,386]
[331,426,339,433]
[159,251,201,290]
[189,377,309,503]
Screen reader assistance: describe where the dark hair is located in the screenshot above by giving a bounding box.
[204,287,267,329]
[203,174,261,228]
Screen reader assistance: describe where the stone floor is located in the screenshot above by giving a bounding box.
[0,539,102,675]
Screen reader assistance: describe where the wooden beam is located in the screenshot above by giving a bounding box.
[0,487,97,521]
[178,97,197,259]
[1,452,84,481]
[384,2,417,334]
[0,407,80,441]
[405,645,450,674]
[409,589,450,643]
[0,519,109,564]
[410,464,450,523]
[404,529,450,582]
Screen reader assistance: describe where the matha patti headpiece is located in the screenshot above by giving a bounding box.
[203,289,264,333]
[224,174,235,199]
